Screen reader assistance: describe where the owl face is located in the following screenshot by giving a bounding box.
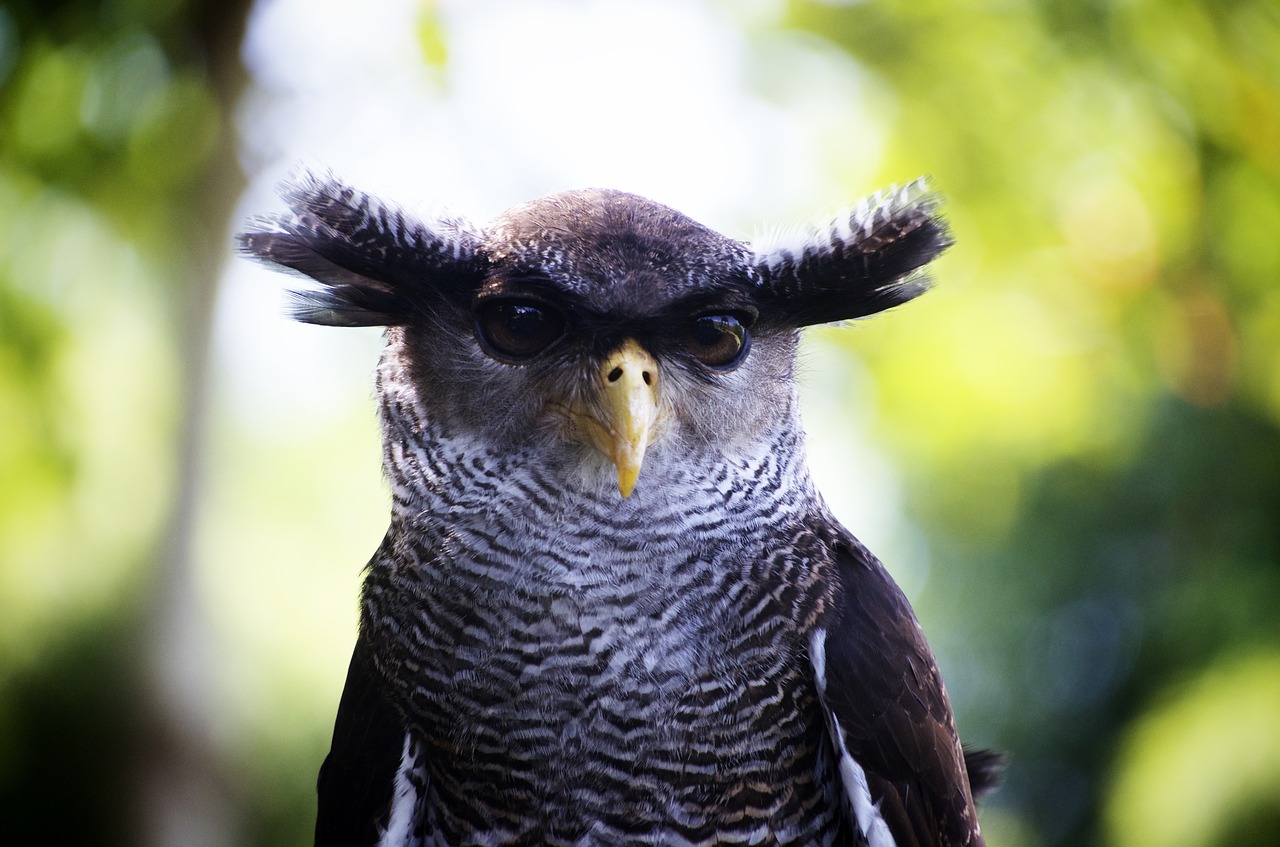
[391,189,801,497]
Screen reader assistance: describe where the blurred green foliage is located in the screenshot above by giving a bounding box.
[1,0,1278,845]
[0,0,264,844]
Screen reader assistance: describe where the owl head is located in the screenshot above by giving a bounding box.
[239,173,950,497]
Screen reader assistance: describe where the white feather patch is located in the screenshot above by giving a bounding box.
[810,628,897,847]
[377,731,426,847]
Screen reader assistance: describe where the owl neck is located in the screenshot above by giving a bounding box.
[374,375,819,554]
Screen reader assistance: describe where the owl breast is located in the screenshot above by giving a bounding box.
[361,432,844,844]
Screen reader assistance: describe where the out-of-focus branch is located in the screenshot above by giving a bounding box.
[136,2,253,845]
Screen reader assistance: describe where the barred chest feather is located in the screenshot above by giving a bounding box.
[358,373,848,845]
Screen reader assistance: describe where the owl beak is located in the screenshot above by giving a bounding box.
[588,339,660,498]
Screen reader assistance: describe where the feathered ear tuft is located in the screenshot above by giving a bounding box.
[751,178,953,327]
[237,170,487,327]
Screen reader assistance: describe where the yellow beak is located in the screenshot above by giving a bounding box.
[579,339,660,498]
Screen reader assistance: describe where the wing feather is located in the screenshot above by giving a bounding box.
[812,530,986,847]
[315,633,416,847]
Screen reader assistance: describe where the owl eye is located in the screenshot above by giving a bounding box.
[687,313,751,370]
[475,299,565,361]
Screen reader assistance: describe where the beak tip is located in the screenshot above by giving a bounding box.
[617,472,638,499]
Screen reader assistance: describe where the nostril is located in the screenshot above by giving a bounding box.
[608,367,623,382]
[642,371,653,386]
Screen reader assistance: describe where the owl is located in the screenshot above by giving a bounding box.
[240,174,998,847]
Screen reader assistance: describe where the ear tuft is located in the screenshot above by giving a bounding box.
[237,170,487,327]
[752,178,953,327]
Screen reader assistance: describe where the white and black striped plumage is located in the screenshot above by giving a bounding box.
[240,173,1000,847]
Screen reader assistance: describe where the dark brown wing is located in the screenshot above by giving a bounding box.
[315,632,412,847]
[813,530,985,847]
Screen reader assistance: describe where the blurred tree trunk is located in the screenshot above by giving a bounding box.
[137,3,254,846]
[0,0,254,843]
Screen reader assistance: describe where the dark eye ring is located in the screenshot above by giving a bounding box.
[475,299,565,361]
[687,313,752,370]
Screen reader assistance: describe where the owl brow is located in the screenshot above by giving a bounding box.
[659,291,759,323]
[473,274,570,306]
